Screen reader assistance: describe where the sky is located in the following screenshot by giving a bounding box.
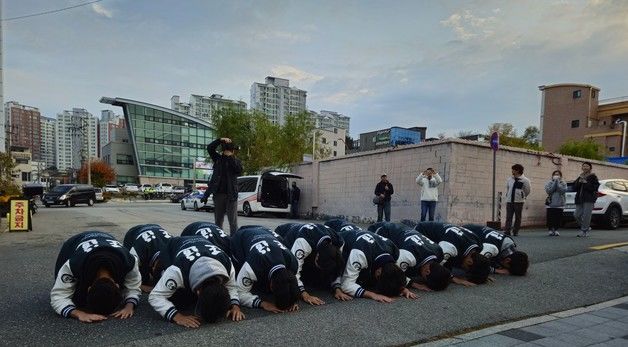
[4,0,628,138]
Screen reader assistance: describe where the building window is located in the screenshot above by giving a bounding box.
[333,151,337,157]
[571,120,580,128]
[116,154,134,165]
[609,146,615,152]
[322,138,327,144]
[333,141,337,146]
[21,172,31,181]
[573,90,582,99]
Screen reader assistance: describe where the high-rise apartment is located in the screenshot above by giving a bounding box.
[171,94,246,122]
[40,117,57,169]
[250,76,307,125]
[5,101,42,160]
[55,108,98,172]
[98,110,125,158]
[310,110,351,134]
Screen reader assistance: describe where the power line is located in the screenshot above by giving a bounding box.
[2,0,105,22]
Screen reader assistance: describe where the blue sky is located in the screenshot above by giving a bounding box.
[4,0,628,138]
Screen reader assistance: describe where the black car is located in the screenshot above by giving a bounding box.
[43,184,96,207]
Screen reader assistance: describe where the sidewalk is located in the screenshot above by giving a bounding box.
[417,296,628,347]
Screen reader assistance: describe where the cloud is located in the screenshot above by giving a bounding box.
[270,65,324,84]
[440,10,497,41]
[252,30,310,44]
[92,3,113,18]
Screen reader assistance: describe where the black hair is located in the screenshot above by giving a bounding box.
[508,251,529,276]
[316,241,344,283]
[425,262,451,291]
[552,170,563,177]
[86,278,122,315]
[270,268,300,310]
[400,219,418,229]
[426,167,433,171]
[582,162,593,169]
[376,263,405,297]
[381,174,387,178]
[197,277,230,323]
[468,253,491,284]
[511,164,524,174]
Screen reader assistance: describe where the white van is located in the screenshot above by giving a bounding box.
[236,171,302,217]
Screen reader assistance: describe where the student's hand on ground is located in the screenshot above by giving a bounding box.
[411,283,433,292]
[334,288,353,301]
[260,301,283,313]
[111,303,134,319]
[301,292,325,305]
[140,284,153,293]
[226,305,245,322]
[72,310,107,323]
[366,292,394,303]
[486,276,496,283]
[452,276,476,287]
[173,313,201,328]
[495,268,510,275]
[400,287,418,299]
[287,303,300,312]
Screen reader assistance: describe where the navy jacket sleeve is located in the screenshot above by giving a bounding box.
[207,139,222,162]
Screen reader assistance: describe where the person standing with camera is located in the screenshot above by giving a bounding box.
[201,138,242,234]
[504,164,531,236]
[416,168,442,221]
[544,170,567,236]
[374,174,394,222]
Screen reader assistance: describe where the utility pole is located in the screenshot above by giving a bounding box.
[69,116,91,185]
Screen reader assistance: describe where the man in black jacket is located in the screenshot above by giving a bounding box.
[574,162,600,237]
[201,138,242,234]
[374,174,394,222]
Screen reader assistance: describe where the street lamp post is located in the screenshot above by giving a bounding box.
[615,119,627,157]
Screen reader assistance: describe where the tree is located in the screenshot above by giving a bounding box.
[558,139,605,160]
[0,152,21,195]
[277,112,315,167]
[521,126,540,147]
[456,130,477,138]
[78,160,116,187]
[345,135,355,150]
[487,123,542,151]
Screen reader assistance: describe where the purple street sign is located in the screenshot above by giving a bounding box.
[490,132,499,151]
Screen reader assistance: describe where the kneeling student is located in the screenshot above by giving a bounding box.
[51,231,141,323]
[148,236,243,328]
[230,226,301,313]
[275,223,350,304]
[370,222,451,292]
[415,222,491,285]
[339,228,415,302]
[181,221,231,256]
[123,224,172,292]
[463,224,529,276]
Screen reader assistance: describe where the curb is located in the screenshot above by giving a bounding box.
[415,296,628,346]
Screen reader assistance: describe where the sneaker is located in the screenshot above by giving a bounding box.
[577,231,588,237]
[554,231,560,236]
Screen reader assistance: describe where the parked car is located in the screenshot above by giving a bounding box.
[140,184,153,192]
[104,185,121,193]
[155,183,173,193]
[236,171,302,217]
[180,191,212,211]
[172,186,186,194]
[43,184,96,207]
[94,188,105,202]
[123,183,140,193]
[563,179,628,229]
[170,192,189,203]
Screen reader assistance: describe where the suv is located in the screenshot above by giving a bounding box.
[43,184,96,207]
[236,171,302,217]
[564,179,628,229]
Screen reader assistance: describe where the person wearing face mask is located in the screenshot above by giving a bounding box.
[544,170,567,236]
[573,162,600,238]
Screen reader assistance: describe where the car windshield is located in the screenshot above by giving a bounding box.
[51,185,72,193]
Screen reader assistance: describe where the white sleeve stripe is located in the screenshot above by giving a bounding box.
[166,307,178,322]
[355,287,365,298]
[62,305,75,317]
[229,299,240,306]
[253,298,262,308]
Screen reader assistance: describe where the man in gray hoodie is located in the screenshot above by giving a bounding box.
[504,164,531,236]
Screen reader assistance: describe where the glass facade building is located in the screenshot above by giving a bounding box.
[100,97,216,184]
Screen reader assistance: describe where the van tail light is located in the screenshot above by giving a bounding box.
[596,192,606,198]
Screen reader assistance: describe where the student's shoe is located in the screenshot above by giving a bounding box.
[577,231,588,237]
[554,231,560,236]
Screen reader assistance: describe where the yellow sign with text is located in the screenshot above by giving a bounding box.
[9,199,30,232]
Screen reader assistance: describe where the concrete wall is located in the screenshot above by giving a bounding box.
[292,139,628,226]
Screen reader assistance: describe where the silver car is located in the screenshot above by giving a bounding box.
[563,179,628,229]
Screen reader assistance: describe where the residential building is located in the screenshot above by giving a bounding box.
[98,110,125,158]
[358,126,426,152]
[100,97,217,186]
[101,110,115,122]
[171,94,246,122]
[9,146,33,185]
[250,76,307,125]
[40,117,57,169]
[5,101,42,160]
[539,83,628,155]
[310,110,351,133]
[55,108,98,172]
[315,127,347,159]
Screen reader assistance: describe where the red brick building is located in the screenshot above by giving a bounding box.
[5,101,42,160]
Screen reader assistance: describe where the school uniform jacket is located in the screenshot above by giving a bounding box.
[414,222,480,267]
[123,224,172,285]
[275,223,345,291]
[148,237,238,322]
[180,221,231,256]
[230,226,298,308]
[462,224,516,261]
[339,229,399,298]
[51,231,141,318]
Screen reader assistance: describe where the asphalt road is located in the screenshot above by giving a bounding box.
[0,202,626,346]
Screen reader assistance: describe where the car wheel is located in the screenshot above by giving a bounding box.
[193,202,199,211]
[87,198,94,206]
[243,202,252,217]
[181,201,186,210]
[605,206,621,229]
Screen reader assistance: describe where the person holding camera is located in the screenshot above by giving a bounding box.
[374,174,394,222]
[504,164,531,236]
[544,170,567,236]
[416,168,443,221]
[201,138,242,234]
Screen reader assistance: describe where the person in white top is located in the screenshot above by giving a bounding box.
[416,168,443,221]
